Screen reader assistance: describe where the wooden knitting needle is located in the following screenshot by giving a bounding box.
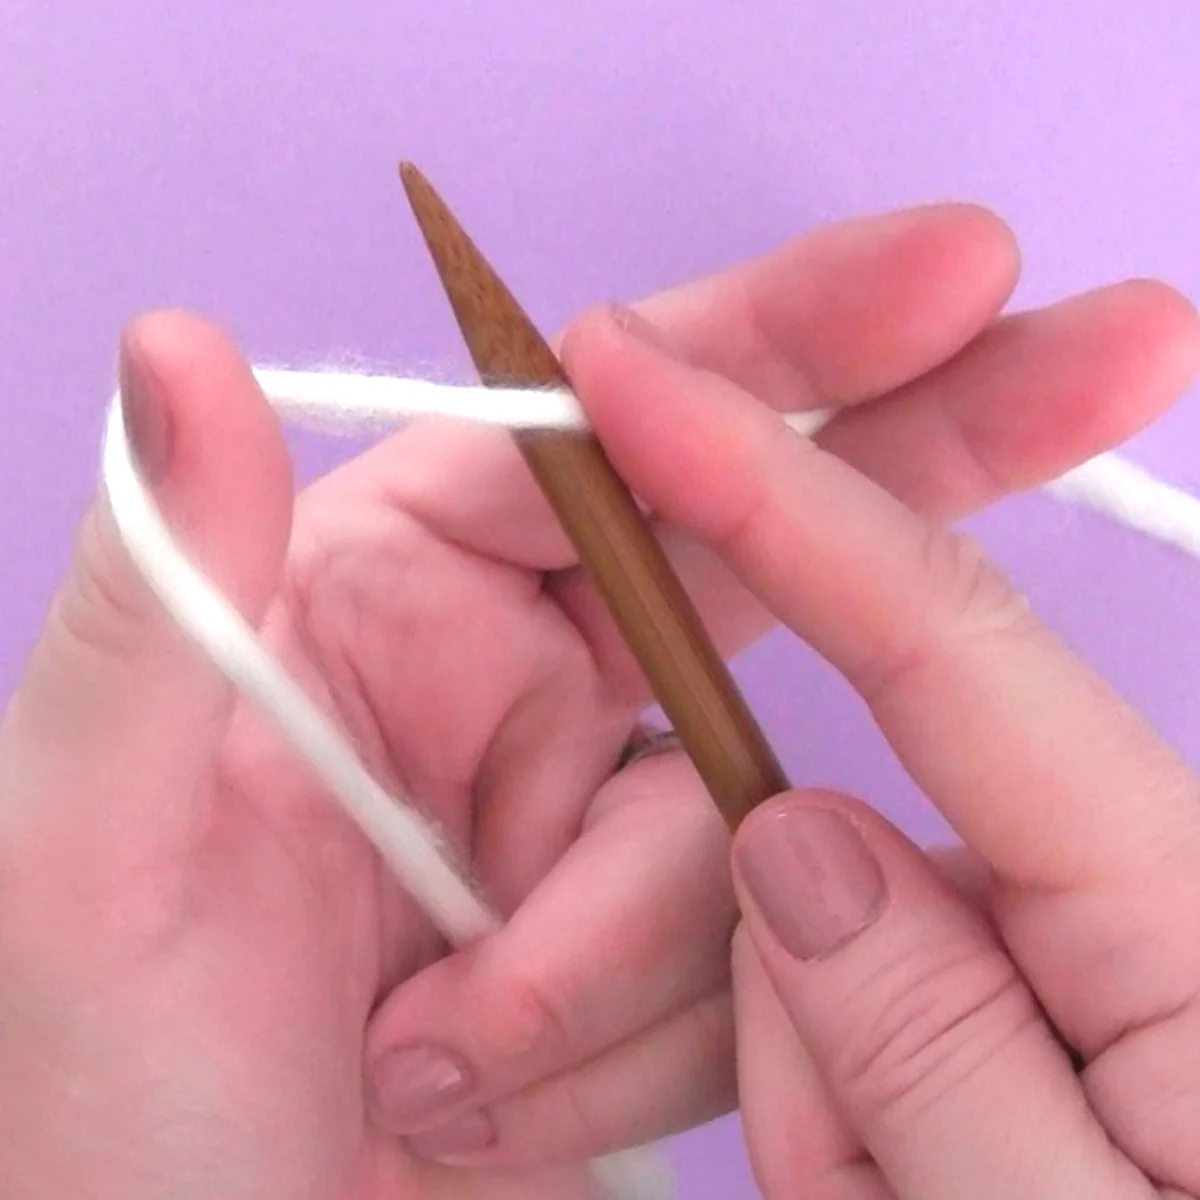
[399,162,790,829]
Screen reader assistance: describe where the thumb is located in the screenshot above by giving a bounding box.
[0,311,292,870]
[730,791,1115,1200]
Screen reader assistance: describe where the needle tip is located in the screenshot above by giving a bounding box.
[398,160,424,198]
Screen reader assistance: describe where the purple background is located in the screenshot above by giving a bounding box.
[2,1,1199,1194]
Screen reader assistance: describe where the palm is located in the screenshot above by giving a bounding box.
[123,423,645,1198]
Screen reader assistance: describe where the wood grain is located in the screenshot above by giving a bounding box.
[399,162,789,828]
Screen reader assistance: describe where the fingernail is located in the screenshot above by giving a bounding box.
[118,335,173,482]
[371,1044,474,1129]
[407,1109,496,1161]
[608,303,673,352]
[736,803,886,960]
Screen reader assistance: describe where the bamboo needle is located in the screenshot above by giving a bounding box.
[399,162,789,829]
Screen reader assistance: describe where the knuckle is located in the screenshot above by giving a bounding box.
[537,1071,610,1161]
[919,529,1031,640]
[1087,1000,1200,1197]
[829,937,1041,1121]
[50,506,157,663]
[489,970,575,1068]
[490,1073,606,1169]
[710,427,822,553]
[494,995,737,1165]
[858,528,1037,703]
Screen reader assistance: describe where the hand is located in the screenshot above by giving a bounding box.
[562,277,1200,1198]
[0,204,1192,1199]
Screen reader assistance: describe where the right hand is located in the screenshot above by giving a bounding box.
[576,281,1200,1199]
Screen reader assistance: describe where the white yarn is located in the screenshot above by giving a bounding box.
[248,365,834,439]
[99,366,1200,1200]
[247,366,1200,559]
[102,398,500,947]
[1047,453,1200,557]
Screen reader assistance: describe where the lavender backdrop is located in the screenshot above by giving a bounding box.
[2,1,1198,1194]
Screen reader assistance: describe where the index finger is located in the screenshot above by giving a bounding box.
[562,306,1200,892]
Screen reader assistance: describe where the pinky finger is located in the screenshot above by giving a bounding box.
[404,993,737,1172]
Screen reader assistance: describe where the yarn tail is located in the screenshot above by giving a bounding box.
[1046,451,1200,559]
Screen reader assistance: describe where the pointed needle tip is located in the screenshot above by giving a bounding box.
[398,160,425,198]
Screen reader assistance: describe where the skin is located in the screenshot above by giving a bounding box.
[569,305,1200,1199]
[0,203,1197,1199]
